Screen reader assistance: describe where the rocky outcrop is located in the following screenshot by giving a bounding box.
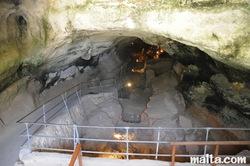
[29,87,122,150]
[210,74,250,115]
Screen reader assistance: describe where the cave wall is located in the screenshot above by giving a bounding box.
[1,0,250,126]
[1,0,250,94]
[0,35,134,125]
[161,39,250,117]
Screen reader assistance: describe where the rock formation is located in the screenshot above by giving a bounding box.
[1,1,250,164]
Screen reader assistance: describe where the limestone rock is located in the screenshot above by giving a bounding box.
[179,115,193,128]
[80,95,99,116]
[210,74,250,115]
[119,88,150,123]
[1,0,250,95]
[99,99,122,124]
[147,58,174,76]
[145,69,155,87]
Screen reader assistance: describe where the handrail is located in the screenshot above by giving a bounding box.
[16,55,133,124]
[15,56,250,164]
[171,141,250,166]
[16,79,110,123]
[19,122,250,162]
[69,144,82,166]
[16,122,250,131]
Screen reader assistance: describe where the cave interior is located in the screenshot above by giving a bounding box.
[12,35,250,161]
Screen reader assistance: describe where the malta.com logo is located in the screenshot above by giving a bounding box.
[190,154,247,164]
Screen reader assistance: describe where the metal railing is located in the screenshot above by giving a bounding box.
[17,121,250,162]
[16,55,250,163]
[69,144,82,166]
[17,55,134,126]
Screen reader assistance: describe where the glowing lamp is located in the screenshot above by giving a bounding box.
[113,133,122,139]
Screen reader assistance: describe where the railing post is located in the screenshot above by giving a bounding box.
[126,127,129,161]
[64,92,67,103]
[73,125,77,150]
[73,125,80,150]
[75,125,79,144]
[69,144,82,166]
[78,145,83,166]
[213,144,220,166]
[99,81,103,93]
[73,125,76,149]
[155,128,161,159]
[204,128,210,156]
[75,88,89,123]
[171,144,176,166]
[62,95,74,124]
[42,105,46,128]
[25,123,31,148]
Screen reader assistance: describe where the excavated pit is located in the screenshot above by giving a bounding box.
[22,37,250,162]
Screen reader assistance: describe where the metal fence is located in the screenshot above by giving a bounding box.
[17,90,250,160]
[17,55,134,125]
[17,121,250,161]
[16,56,250,161]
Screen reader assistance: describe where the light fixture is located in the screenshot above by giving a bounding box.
[127,82,132,87]
[113,133,125,140]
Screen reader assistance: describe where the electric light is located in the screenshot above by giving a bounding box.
[113,133,125,140]
[154,54,159,59]
[160,46,164,53]
[127,82,132,87]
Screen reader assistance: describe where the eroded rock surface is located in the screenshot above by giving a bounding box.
[210,74,250,115]
[1,0,250,98]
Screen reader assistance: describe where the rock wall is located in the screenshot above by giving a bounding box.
[1,0,250,160]
[1,0,250,96]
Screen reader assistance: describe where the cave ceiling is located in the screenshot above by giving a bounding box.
[0,0,250,93]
